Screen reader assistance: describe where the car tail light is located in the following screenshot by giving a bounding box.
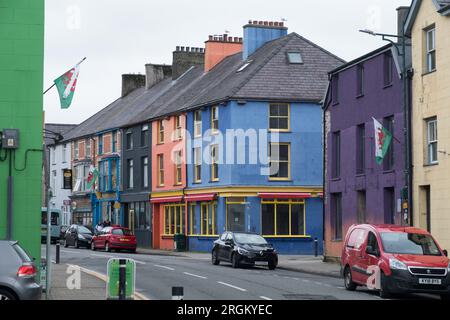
[17,264,37,278]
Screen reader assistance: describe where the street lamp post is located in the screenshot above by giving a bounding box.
[359,29,411,226]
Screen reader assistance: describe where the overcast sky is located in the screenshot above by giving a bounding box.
[43,0,411,124]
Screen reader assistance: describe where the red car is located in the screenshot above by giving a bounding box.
[341,224,450,300]
[91,226,137,253]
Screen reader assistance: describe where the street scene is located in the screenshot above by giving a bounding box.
[1,0,450,305]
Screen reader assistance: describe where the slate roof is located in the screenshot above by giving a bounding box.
[67,32,345,141]
[44,123,77,146]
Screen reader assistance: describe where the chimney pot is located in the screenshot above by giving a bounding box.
[269,21,274,26]
[253,20,258,25]
[209,35,213,41]
[274,22,279,27]
[264,21,268,26]
[239,37,243,43]
[259,21,263,25]
[248,20,252,24]
[280,22,284,27]
[223,34,228,42]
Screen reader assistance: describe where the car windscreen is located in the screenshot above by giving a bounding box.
[112,229,133,236]
[234,233,267,245]
[78,226,92,234]
[13,243,32,262]
[380,232,442,256]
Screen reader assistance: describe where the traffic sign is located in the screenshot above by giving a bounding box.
[106,258,136,300]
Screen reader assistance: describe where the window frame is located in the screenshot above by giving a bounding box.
[211,106,219,134]
[210,144,219,182]
[98,134,103,154]
[384,51,393,87]
[261,198,307,237]
[332,132,341,179]
[188,203,197,235]
[142,156,148,188]
[426,118,438,165]
[194,110,202,138]
[127,159,134,189]
[356,64,365,97]
[269,142,291,181]
[157,154,164,186]
[425,27,436,73]
[85,139,91,159]
[269,103,290,132]
[199,202,218,236]
[74,141,79,160]
[356,124,365,175]
[174,150,182,185]
[174,116,182,140]
[157,120,165,144]
[193,147,202,183]
[163,204,185,236]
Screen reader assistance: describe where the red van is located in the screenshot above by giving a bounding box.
[341,224,450,300]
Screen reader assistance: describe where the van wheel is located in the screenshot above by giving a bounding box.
[212,249,220,265]
[231,253,240,269]
[344,266,357,291]
[379,272,392,299]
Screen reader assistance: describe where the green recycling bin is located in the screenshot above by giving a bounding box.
[174,234,186,252]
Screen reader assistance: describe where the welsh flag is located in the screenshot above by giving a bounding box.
[54,59,84,108]
[86,165,99,190]
[373,117,393,165]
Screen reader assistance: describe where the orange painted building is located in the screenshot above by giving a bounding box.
[151,114,187,250]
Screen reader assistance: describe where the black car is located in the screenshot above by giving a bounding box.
[59,225,69,240]
[64,225,93,249]
[212,232,278,270]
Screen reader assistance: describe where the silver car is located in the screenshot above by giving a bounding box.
[0,241,42,300]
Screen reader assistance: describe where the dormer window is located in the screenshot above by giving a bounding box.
[287,52,303,64]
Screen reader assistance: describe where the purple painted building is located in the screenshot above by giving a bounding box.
[322,39,410,260]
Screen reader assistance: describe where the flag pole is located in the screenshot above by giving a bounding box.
[43,57,87,95]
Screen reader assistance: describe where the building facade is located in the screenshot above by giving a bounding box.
[323,42,408,260]
[405,0,450,250]
[0,0,45,267]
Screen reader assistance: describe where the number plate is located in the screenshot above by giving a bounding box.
[419,278,441,285]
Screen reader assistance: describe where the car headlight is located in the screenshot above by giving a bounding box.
[389,258,407,270]
[237,247,249,255]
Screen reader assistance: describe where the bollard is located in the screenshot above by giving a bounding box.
[314,238,318,257]
[172,287,184,300]
[55,242,60,264]
[119,259,126,300]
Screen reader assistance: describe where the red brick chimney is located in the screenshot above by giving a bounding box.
[204,34,243,72]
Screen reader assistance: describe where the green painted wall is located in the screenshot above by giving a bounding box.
[0,0,45,267]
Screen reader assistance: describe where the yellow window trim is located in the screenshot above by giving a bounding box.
[199,202,217,236]
[269,103,290,131]
[210,106,219,135]
[268,142,291,180]
[210,144,219,181]
[262,199,306,237]
[163,203,185,236]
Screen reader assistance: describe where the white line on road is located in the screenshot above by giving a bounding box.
[260,296,272,300]
[91,253,114,258]
[154,264,175,271]
[183,272,207,279]
[217,281,247,292]
[61,250,81,254]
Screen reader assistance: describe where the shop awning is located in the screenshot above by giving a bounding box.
[150,196,183,204]
[258,192,313,199]
[184,193,217,202]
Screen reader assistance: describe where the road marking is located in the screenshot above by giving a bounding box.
[61,250,81,254]
[302,279,310,282]
[65,264,150,300]
[217,281,247,292]
[314,281,323,286]
[91,253,114,258]
[260,296,272,300]
[154,264,175,271]
[183,272,207,279]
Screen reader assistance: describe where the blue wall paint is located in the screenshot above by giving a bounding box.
[243,25,288,60]
[186,101,323,188]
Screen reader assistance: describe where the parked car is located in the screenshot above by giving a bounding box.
[91,226,137,253]
[0,241,42,300]
[212,232,278,270]
[64,224,93,249]
[341,224,450,300]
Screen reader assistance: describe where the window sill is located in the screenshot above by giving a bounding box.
[356,94,364,99]
[424,162,438,167]
[383,169,395,174]
[422,69,436,77]
[383,83,393,89]
[331,239,343,243]
[210,180,220,183]
[192,181,202,184]
[162,235,174,239]
[173,183,182,187]
[332,102,339,107]
[331,177,341,182]
[355,173,365,177]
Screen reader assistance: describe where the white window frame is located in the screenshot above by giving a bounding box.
[426,27,436,73]
[427,118,438,164]
[194,110,202,137]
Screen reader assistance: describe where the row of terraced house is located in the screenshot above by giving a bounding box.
[45,0,450,257]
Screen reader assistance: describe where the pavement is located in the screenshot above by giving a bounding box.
[135,248,342,278]
[47,263,106,300]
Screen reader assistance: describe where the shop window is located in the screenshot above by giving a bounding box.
[200,202,217,236]
[163,204,185,235]
[261,199,305,237]
[226,198,246,232]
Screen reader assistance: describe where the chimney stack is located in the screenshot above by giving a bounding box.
[145,64,172,89]
[121,74,145,97]
[172,46,205,80]
[243,20,288,60]
[204,35,243,73]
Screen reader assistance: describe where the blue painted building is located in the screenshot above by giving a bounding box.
[181,21,345,254]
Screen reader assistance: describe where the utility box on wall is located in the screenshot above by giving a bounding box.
[1,129,20,149]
